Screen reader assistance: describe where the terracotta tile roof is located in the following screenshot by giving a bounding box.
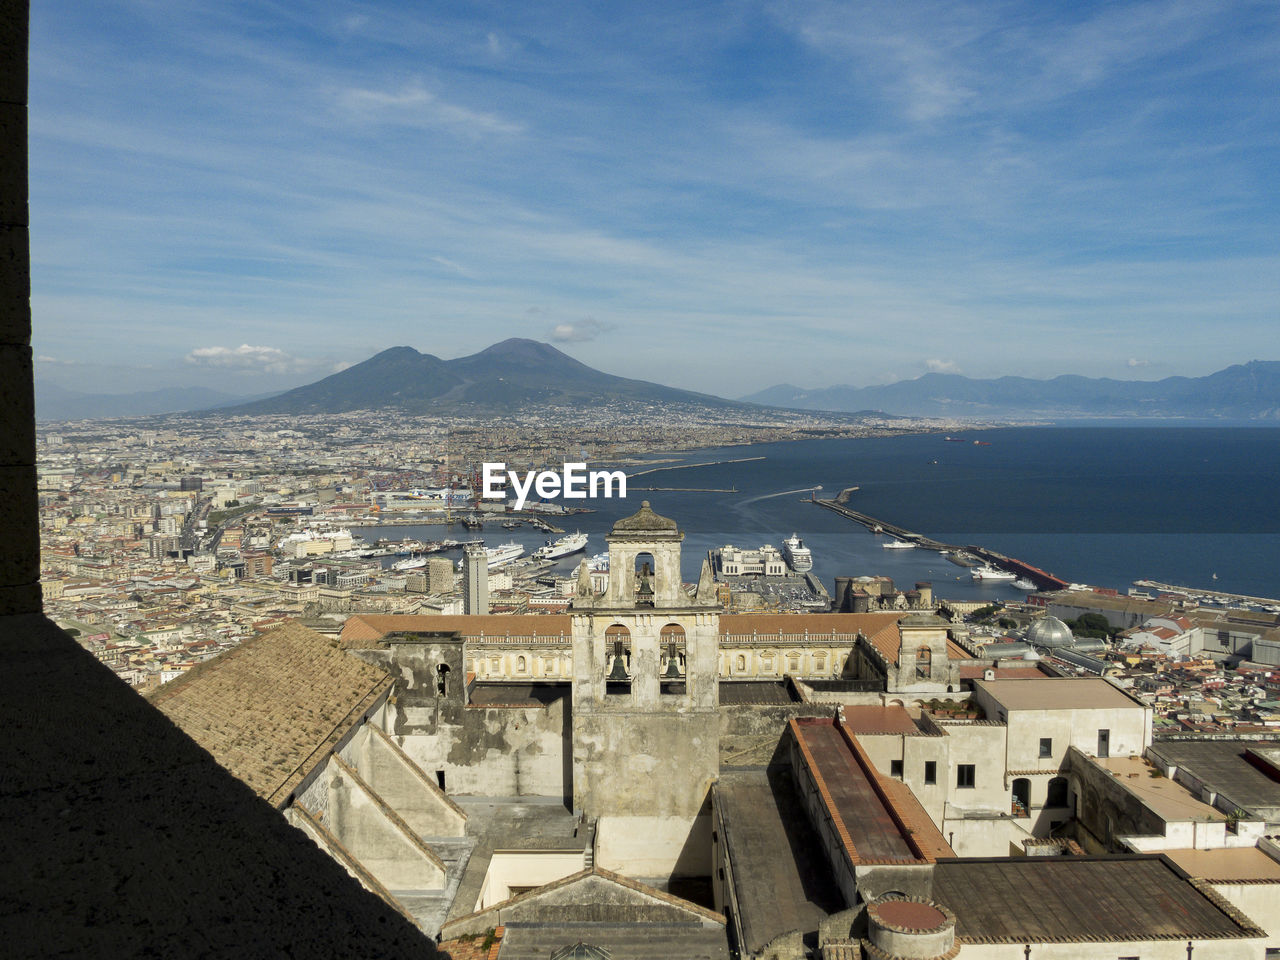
[719,612,903,637]
[341,614,571,647]
[148,621,391,806]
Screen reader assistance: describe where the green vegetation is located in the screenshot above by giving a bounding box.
[207,503,257,526]
[1064,613,1116,639]
[997,617,1017,629]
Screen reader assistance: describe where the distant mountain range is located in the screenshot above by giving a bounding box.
[218,338,746,416]
[34,382,260,421]
[744,361,1280,420]
[36,346,1280,423]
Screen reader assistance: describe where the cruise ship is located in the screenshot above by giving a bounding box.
[456,542,525,571]
[534,532,588,561]
[882,539,916,549]
[781,534,813,573]
[971,565,1017,581]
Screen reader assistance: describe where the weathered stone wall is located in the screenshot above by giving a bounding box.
[0,0,36,618]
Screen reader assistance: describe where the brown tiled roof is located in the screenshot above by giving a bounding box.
[720,612,903,637]
[341,614,571,647]
[148,621,391,806]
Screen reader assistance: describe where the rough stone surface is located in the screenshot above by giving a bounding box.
[0,223,29,344]
[0,463,37,591]
[0,613,437,958]
[0,102,25,226]
[0,579,40,617]
[0,3,23,106]
[0,343,33,460]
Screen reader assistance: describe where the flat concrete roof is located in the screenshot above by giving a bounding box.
[975,676,1139,711]
[1159,847,1280,882]
[1148,739,1280,817]
[715,770,845,955]
[1096,756,1225,823]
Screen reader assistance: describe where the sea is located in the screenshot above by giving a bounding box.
[359,425,1280,604]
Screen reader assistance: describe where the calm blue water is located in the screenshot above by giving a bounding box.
[362,426,1280,603]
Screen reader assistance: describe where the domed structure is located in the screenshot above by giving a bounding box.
[1024,616,1074,649]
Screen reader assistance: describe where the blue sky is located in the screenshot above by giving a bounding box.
[30,0,1280,397]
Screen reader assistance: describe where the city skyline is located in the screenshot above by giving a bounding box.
[31,1,1280,396]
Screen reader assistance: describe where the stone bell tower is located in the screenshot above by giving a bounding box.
[570,501,720,883]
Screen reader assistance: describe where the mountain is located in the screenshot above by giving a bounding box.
[34,382,262,421]
[742,361,1280,421]
[218,339,746,415]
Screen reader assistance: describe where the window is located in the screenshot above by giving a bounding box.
[924,761,937,785]
[1047,777,1069,808]
[890,760,903,778]
[1219,630,1231,648]
[1039,737,1052,758]
[957,764,976,789]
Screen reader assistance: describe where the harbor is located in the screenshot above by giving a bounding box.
[809,493,1070,592]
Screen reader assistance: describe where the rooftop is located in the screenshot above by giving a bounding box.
[1095,756,1225,823]
[714,770,845,955]
[974,676,1140,712]
[790,718,952,863]
[147,621,392,805]
[1147,738,1280,818]
[933,856,1264,943]
[1158,847,1280,882]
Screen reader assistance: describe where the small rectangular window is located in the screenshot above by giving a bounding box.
[1039,737,1053,758]
[890,760,903,778]
[924,761,937,785]
[957,764,976,789]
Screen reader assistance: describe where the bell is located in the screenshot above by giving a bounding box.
[637,568,655,596]
[607,653,630,682]
[663,641,682,679]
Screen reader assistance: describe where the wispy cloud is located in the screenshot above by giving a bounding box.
[925,358,961,374]
[184,345,349,377]
[333,81,524,136]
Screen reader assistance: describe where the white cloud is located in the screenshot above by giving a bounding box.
[550,318,612,343]
[925,358,961,373]
[184,345,349,376]
[1128,357,1150,368]
[36,355,78,365]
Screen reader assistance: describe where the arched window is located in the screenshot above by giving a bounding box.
[1046,777,1069,808]
[604,624,631,693]
[634,553,656,607]
[915,646,932,680]
[1012,778,1031,817]
[436,663,450,697]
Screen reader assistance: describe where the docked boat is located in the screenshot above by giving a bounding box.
[392,555,428,571]
[781,534,813,573]
[971,565,1017,581]
[882,539,916,549]
[1012,578,1037,591]
[456,542,525,570]
[534,531,588,561]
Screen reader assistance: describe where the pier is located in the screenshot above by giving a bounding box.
[628,455,766,478]
[1132,579,1280,609]
[810,497,1069,592]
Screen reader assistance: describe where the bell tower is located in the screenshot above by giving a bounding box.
[570,502,720,884]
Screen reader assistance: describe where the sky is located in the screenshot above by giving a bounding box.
[29,0,1280,398]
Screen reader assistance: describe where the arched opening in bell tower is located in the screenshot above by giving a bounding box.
[604,624,631,696]
[659,622,686,696]
[633,552,656,607]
